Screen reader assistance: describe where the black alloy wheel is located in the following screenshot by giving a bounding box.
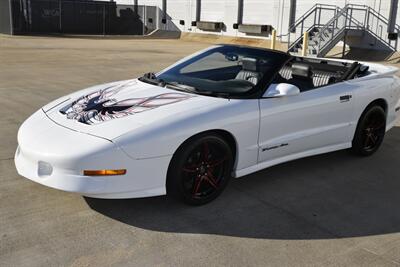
[352,105,386,156]
[167,134,234,205]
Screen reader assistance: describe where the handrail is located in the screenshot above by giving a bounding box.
[313,7,347,47]
[313,7,345,39]
[345,3,400,30]
[316,7,366,53]
[287,4,338,50]
[287,3,400,55]
[316,4,398,54]
[289,3,338,31]
[289,4,318,29]
[367,26,393,46]
[287,26,313,51]
[366,6,400,31]
[288,5,317,32]
[346,4,399,49]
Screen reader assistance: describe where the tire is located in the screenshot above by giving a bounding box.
[351,105,386,156]
[167,134,234,205]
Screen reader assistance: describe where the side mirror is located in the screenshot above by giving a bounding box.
[264,83,300,98]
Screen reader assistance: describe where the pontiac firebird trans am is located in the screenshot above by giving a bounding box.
[15,45,400,205]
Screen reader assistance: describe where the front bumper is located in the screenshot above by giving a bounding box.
[14,109,171,198]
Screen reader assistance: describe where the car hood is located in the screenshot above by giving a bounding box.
[44,79,226,140]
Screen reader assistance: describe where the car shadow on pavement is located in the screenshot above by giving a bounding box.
[85,127,400,240]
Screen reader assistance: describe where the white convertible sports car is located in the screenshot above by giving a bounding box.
[15,45,400,205]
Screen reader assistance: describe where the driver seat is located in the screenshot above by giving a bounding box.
[236,58,261,85]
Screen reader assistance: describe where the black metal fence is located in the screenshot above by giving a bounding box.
[8,0,161,35]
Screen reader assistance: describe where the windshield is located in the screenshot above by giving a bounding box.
[155,45,290,96]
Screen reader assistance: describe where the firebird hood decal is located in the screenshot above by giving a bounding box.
[61,80,194,125]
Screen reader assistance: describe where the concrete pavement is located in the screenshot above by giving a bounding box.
[1,35,400,266]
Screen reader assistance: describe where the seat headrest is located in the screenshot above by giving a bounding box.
[242,57,259,72]
[291,63,312,79]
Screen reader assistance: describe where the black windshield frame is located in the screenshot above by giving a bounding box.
[156,45,291,99]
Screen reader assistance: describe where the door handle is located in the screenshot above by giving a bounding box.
[340,95,352,102]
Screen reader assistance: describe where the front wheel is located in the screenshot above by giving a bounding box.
[167,134,234,205]
[352,105,386,156]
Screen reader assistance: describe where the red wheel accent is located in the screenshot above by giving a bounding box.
[167,133,233,205]
[182,163,201,173]
[192,177,203,195]
[181,139,229,200]
[205,170,218,188]
[207,157,226,168]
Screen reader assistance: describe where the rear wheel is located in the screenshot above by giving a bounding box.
[352,105,386,156]
[167,134,234,205]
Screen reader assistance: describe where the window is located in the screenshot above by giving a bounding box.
[157,45,290,95]
[180,52,239,74]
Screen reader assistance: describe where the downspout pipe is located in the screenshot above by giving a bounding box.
[9,0,14,35]
[162,0,167,21]
[133,0,138,14]
[237,0,243,25]
[196,0,201,22]
[388,0,398,33]
[289,0,296,33]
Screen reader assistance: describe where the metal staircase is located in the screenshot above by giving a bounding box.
[287,4,400,57]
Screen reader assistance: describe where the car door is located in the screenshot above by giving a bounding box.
[258,83,355,163]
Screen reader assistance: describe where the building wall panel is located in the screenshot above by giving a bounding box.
[242,0,276,25]
[0,0,12,34]
[112,0,400,48]
[200,0,225,22]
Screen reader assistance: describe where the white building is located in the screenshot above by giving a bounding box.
[116,0,399,39]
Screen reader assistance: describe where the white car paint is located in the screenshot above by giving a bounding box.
[15,55,400,199]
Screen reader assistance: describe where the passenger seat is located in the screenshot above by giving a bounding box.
[236,58,261,85]
[313,71,337,87]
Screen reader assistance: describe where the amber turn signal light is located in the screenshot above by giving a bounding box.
[83,169,127,176]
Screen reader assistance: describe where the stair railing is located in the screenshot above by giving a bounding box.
[287,3,400,56]
[314,6,365,56]
[362,5,400,50]
[313,4,399,56]
[287,4,338,51]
